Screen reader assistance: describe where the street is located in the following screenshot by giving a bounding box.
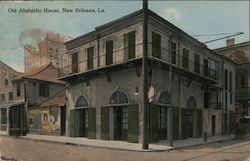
[1,136,250,161]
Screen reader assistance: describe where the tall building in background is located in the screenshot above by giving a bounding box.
[24,32,71,72]
[215,39,250,118]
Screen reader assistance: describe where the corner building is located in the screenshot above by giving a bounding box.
[60,9,233,143]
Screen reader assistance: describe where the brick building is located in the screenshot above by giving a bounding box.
[24,32,71,72]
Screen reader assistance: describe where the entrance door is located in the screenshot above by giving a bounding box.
[186,111,193,138]
[76,109,88,137]
[114,107,128,141]
[159,106,168,140]
[212,115,216,135]
[60,107,66,135]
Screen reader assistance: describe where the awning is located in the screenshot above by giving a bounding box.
[40,96,66,108]
[0,101,25,109]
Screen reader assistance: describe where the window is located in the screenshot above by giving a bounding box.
[106,40,113,65]
[230,93,233,104]
[17,81,21,96]
[152,32,161,58]
[225,92,228,111]
[182,48,189,69]
[71,52,78,73]
[0,108,7,126]
[122,107,128,129]
[124,31,135,60]
[1,94,5,102]
[194,54,200,73]
[75,96,88,108]
[109,91,128,105]
[39,82,49,97]
[4,74,9,85]
[208,59,219,80]
[224,69,228,90]
[171,42,176,64]
[240,75,245,88]
[9,92,13,101]
[87,47,94,70]
[229,71,232,91]
[203,59,208,76]
[158,91,170,105]
[158,106,167,129]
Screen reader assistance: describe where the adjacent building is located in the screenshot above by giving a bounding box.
[59,9,234,143]
[215,39,250,120]
[0,61,25,135]
[11,63,66,135]
[24,32,71,72]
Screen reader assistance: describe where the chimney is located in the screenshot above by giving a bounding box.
[226,38,235,47]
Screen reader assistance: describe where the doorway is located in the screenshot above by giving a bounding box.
[186,111,194,138]
[212,115,216,135]
[158,106,168,140]
[76,109,88,137]
[113,106,128,141]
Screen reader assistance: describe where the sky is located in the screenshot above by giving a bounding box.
[0,1,249,72]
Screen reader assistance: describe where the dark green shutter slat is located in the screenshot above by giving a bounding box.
[88,108,96,139]
[197,109,203,137]
[149,104,159,143]
[128,32,135,59]
[173,106,179,140]
[69,110,75,137]
[181,108,188,139]
[124,34,129,60]
[128,104,139,143]
[101,107,110,140]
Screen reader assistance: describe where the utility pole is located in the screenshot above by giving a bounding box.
[142,0,149,149]
[168,35,173,146]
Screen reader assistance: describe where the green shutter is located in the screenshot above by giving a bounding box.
[101,107,110,140]
[74,110,81,137]
[124,34,129,60]
[88,108,96,139]
[69,109,75,137]
[128,104,139,143]
[181,108,188,139]
[87,47,94,70]
[197,109,203,137]
[173,106,179,140]
[128,32,135,59]
[149,104,159,143]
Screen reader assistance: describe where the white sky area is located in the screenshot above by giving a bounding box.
[0,1,249,72]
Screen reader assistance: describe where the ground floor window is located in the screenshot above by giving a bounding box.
[158,106,168,140]
[0,108,7,131]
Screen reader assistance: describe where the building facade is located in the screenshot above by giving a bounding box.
[24,32,71,72]
[9,64,67,135]
[215,40,250,120]
[0,61,24,135]
[59,9,234,143]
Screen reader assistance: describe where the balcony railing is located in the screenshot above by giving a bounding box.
[60,42,219,82]
[235,88,250,98]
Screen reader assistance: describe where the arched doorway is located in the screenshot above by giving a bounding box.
[109,90,129,141]
[158,91,170,140]
[186,96,197,138]
[75,96,89,137]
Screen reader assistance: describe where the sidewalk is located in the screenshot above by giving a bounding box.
[0,131,235,152]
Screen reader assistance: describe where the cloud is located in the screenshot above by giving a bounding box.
[162,7,182,21]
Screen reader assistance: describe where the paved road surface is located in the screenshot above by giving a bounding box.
[1,136,250,161]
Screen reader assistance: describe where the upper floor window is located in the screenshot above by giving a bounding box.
[203,59,208,76]
[106,40,113,65]
[9,92,13,101]
[229,71,232,91]
[182,48,189,69]
[152,32,161,58]
[17,81,21,97]
[224,69,228,89]
[1,94,5,102]
[194,54,200,73]
[39,82,49,97]
[240,75,245,88]
[71,52,78,73]
[124,31,135,60]
[87,47,94,70]
[208,59,219,80]
[171,42,177,64]
[4,74,9,86]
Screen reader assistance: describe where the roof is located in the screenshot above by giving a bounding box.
[0,60,23,76]
[13,63,64,84]
[39,96,66,107]
[214,41,250,52]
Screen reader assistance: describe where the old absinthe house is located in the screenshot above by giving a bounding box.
[59,9,234,143]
